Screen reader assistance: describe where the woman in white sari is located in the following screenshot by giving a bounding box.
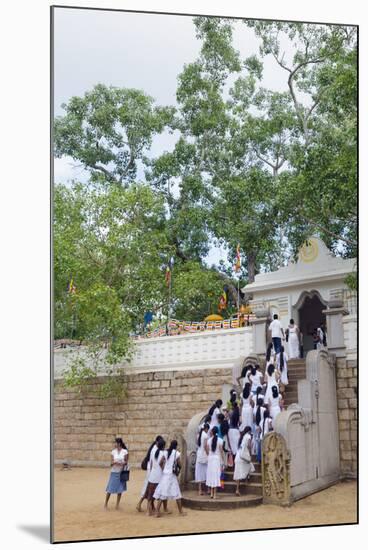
[286,319,300,359]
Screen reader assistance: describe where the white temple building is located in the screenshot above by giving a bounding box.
[244,237,357,355]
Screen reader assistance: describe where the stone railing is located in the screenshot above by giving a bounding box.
[343,314,357,359]
[54,326,254,379]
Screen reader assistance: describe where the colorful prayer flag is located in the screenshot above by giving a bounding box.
[218,289,227,311]
[68,278,76,294]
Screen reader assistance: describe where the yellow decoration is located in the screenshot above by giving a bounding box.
[239,304,252,314]
[204,314,224,321]
[299,238,319,263]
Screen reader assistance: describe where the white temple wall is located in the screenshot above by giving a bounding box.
[54,326,254,379]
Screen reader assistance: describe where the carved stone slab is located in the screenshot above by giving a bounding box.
[262,432,291,506]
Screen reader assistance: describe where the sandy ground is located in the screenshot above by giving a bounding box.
[53,467,357,543]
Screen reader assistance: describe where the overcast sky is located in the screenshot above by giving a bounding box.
[53,8,296,183]
[52,7,320,267]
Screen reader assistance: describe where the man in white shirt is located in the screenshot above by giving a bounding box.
[269,314,285,355]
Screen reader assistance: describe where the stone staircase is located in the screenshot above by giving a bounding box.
[283,358,306,407]
[182,458,263,510]
[182,359,306,510]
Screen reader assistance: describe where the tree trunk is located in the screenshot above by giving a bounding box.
[247,253,256,284]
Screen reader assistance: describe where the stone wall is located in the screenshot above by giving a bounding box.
[53,368,233,467]
[336,357,357,477]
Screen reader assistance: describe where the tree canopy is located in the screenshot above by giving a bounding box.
[54,17,357,368]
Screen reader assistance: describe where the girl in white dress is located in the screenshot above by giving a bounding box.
[205,426,225,499]
[249,365,264,396]
[264,364,280,403]
[233,427,255,495]
[286,319,300,359]
[254,399,266,462]
[195,423,210,495]
[154,440,186,517]
[265,342,275,367]
[136,435,163,512]
[277,345,289,386]
[236,364,251,389]
[227,402,240,458]
[258,410,273,463]
[208,399,223,429]
[240,383,254,431]
[268,386,283,422]
[104,438,129,509]
[146,438,166,516]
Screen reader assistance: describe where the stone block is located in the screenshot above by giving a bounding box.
[340,449,353,461]
[337,399,348,409]
[336,379,348,389]
[339,431,351,442]
[338,409,355,420]
[337,387,355,399]
[338,420,350,431]
[347,378,357,388]
[349,398,357,409]
[336,368,350,379]
[160,380,170,388]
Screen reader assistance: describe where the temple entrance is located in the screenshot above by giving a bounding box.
[296,291,327,354]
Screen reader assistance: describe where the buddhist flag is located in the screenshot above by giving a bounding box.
[218,289,227,311]
[68,278,76,294]
[235,244,241,272]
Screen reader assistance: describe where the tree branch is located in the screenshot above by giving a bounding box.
[296,212,357,247]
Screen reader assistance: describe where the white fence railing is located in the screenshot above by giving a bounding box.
[54,326,254,378]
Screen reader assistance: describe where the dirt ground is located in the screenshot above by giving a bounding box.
[53,467,357,542]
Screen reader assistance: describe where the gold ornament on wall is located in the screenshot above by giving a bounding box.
[299,238,319,263]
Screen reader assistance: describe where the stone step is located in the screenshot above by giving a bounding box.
[182,490,263,510]
[187,480,263,495]
[223,470,262,482]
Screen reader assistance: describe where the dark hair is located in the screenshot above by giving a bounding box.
[154,438,165,459]
[250,366,256,376]
[197,423,210,446]
[238,426,252,448]
[289,318,294,325]
[271,385,279,398]
[211,426,219,452]
[217,413,225,423]
[266,343,273,362]
[203,414,212,424]
[230,390,237,403]
[167,440,178,460]
[255,364,260,370]
[208,399,223,417]
[256,386,263,397]
[255,401,263,426]
[115,437,127,450]
[279,345,285,371]
[242,382,251,399]
[267,364,275,377]
[230,406,240,428]
[273,314,278,320]
[241,364,250,378]
[220,418,229,436]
